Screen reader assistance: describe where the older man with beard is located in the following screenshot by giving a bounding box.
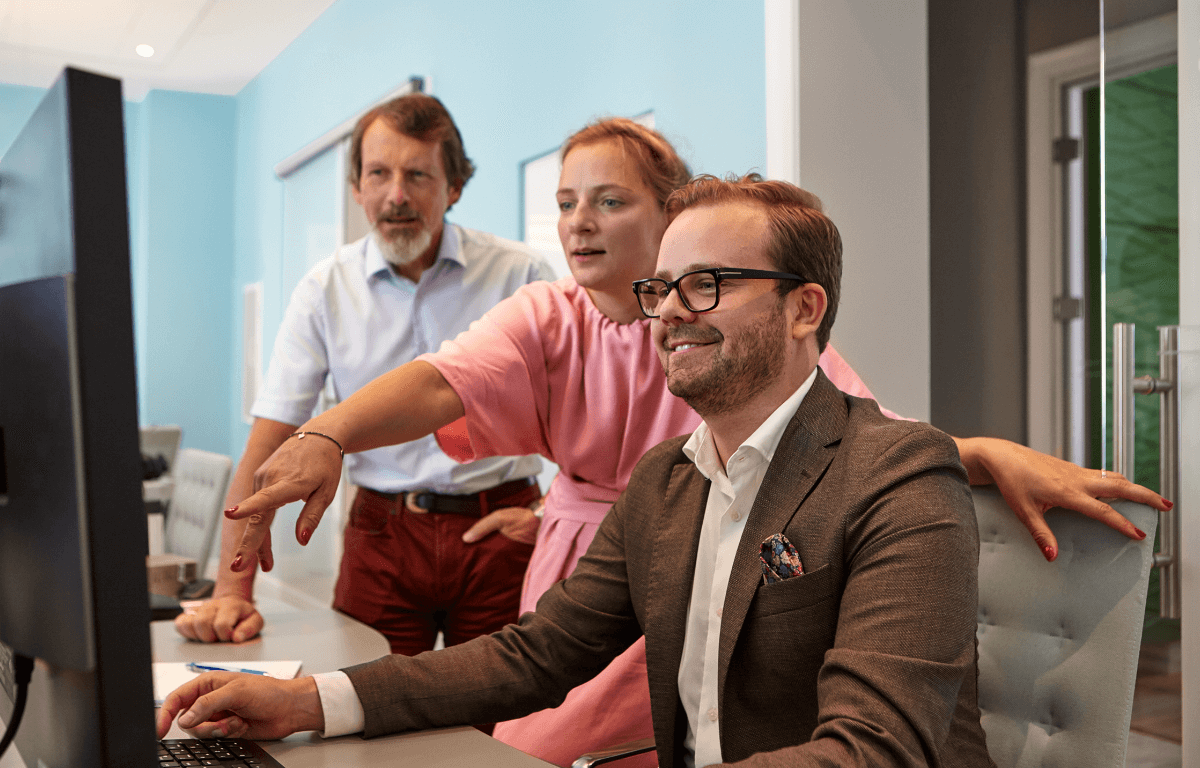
[174,95,554,665]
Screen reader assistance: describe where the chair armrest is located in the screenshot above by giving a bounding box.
[572,737,656,768]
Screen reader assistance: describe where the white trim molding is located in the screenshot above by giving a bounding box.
[274,77,424,179]
[764,0,800,185]
[1176,2,1199,761]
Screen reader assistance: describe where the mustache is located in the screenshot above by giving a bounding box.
[380,203,420,220]
[663,328,722,347]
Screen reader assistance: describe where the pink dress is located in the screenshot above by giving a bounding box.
[423,277,893,767]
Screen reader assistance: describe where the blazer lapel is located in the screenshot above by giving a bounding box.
[716,371,848,698]
[643,458,708,767]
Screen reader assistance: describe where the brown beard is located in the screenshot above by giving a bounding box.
[664,302,788,418]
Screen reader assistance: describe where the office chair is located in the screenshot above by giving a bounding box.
[974,486,1157,768]
[140,424,183,515]
[574,487,1159,768]
[163,447,233,588]
[140,424,183,468]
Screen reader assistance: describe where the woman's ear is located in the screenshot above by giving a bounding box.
[789,283,827,342]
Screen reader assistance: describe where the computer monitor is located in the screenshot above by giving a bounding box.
[0,67,156,767]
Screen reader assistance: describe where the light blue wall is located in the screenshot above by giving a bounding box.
[3,0,769,463]
[0,83,44,154]
[0,82,236,455]
[228,0,767,455]
[135,90,236,454]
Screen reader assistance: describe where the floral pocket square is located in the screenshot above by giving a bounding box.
[759,533,803,585]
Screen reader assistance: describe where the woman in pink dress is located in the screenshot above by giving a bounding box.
[232,119,1169,767]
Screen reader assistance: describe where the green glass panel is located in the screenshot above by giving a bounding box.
[1090,63,1179,637]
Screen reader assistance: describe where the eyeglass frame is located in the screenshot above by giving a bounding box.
[631,267,807,319]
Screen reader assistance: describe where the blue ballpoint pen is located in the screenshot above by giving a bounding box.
[187,662,268,675]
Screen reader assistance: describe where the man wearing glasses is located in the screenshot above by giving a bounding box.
[158,174,994,767]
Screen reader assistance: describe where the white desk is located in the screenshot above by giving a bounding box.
[0,605,553,768]
[153,608,554,767]
[152,608,387,675]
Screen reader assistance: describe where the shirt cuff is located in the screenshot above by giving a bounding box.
[312,671,365,738]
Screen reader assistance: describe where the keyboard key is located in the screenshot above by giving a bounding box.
[156,739,285,768]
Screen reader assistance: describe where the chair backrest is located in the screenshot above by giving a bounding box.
[164,448,233,569]
[973,486,1159,768]
[139,424,182,469]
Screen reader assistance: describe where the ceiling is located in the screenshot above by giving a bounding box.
[0,0,338,100]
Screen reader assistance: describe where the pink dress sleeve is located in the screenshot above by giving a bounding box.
[419,282,561,463]
[820,344,908,420]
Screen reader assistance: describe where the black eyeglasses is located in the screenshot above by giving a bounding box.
[632,268,806,318]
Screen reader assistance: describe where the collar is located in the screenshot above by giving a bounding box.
[683,365,820,481]
[364,220,461,282]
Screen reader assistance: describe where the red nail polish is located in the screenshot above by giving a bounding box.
[299,528,311,545]
[224,505,239,515]
[1162,498,1174,510]
[1042,545,1056,561]
[1135,528,1147,540]
[230,555,243,571]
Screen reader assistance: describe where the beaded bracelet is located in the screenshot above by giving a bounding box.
[289,430,345,460]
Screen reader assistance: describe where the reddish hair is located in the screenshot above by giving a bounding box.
[562,118,691,209]
[665,174,842,351]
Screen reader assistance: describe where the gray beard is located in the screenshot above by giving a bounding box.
[373,225,433,268]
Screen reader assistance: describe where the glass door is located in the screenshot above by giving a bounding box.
[1099,7,1181,756]
[1092,60,1179,632]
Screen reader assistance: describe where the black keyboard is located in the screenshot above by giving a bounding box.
[158,738,285,767]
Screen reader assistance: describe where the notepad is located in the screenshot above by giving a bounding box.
[153,660,302,705]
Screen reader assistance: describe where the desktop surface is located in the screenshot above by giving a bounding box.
[151,608,388,675]
[3,606,553,768]
[152,608,554,767]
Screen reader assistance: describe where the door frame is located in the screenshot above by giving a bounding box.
[1026,12,1177,457]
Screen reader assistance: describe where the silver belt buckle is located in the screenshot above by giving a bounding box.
[404,491,430,514]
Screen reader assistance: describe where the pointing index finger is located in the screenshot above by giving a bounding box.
[227,490,282,572]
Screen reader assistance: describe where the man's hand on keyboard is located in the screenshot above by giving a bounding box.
[156,671,324,740]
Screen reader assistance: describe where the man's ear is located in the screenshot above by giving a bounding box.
[446,184,463,210]
[788,283,827,342]
[351,181,364,209]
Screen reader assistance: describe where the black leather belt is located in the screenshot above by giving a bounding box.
[362,477,537,518]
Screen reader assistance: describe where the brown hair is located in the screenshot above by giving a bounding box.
[562,118,691,209]
[665,174,842,351]
[348,94,475,193]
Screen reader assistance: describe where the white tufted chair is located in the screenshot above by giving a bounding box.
[974,486,1159,768]
[163,448,233,571]
[576,486,1160,768]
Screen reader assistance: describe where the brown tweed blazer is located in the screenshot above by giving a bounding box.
[343,370,995,767]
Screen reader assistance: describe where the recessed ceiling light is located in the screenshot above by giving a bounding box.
[135,44,155,58]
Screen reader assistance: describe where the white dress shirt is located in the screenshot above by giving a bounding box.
[253,224,552,494]
[677,367,818,768]
[314,367,820,748]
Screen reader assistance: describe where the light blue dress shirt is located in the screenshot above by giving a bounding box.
[252,223,552,494]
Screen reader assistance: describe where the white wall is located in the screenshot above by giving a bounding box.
[1177,0,1199,760]
[786,0,931,421]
